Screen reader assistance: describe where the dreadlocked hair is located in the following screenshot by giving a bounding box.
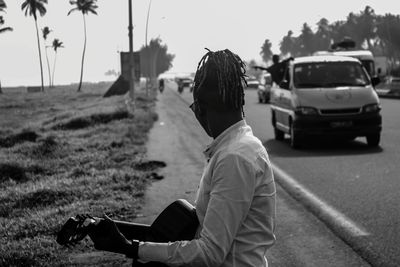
[193,48,247,110]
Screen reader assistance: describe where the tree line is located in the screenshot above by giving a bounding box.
[139,38,175,83]
[260,6,400,74]
[0,0,175,93]
[0,0,97,92]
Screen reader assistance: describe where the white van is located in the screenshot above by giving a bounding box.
[314,50,376,77]
[270,55,382,148]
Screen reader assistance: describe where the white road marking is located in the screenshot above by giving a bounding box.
[272,162,370,237]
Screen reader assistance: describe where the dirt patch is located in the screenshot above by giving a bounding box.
[146,172,164,180]
[133,160,167,171]
[0,253,40,267]
[0,161,50,183]
[52,110,130,130]
[0,188,76,218]
[0,162,28,182]
[0,130,39,148]
[15,188,76,210]
[31,135,65,158]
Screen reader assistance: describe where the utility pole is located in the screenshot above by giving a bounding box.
[145,0,152,48]
[128,0,135,111]
[145,0,152,96]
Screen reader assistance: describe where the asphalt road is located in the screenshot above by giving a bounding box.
[174,84,399,266]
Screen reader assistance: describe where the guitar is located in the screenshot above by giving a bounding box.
[57,199,199,250]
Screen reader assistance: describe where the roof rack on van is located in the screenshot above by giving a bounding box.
[330,37,356,50]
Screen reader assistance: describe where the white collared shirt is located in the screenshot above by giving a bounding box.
[139,120,276,266]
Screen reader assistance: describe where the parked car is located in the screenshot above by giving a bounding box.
[257,84,271,103]
[270,55,382,148]
[376,76,400,95]
[246,79,260,89]
[176,77,193,93]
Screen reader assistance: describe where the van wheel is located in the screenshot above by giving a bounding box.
[290,125,302,149]
[274,127,284,141]
[366,133,380,147]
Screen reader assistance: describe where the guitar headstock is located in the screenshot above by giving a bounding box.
[56,214,99,246]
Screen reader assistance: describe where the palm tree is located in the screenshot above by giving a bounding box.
[0,1,12,35]
[0,0,12,94]
[0,16,11,34]
[42,26,52,87]
[21,0,48,92]
[51,38,64,87]
[0,0,6,11]
[260,39,273,64]
[68,0,98,92]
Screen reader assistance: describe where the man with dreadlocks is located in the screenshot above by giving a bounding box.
[89,49,276,266]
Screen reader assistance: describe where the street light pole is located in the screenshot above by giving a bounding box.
[128,0,135,110]
[145,0,152,95]
[128,0,133,52]
[145,0,152,47]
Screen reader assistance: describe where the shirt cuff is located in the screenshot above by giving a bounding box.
[138,241,169,263]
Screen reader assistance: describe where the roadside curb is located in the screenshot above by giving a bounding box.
[272,163,396,267]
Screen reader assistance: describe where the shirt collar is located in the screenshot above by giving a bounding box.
[203,120,246,159]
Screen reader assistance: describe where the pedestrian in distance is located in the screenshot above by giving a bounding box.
[158,78,165,93]
[253,54,293,86]
[86,48,277,266]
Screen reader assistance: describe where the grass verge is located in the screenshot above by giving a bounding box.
[0,84,163,266]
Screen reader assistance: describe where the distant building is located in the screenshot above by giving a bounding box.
[374,56,389,76]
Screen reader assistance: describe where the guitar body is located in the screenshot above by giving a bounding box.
[150,199,199,242]
[57,199,199,266]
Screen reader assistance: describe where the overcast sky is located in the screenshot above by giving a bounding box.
[0,0,398,87]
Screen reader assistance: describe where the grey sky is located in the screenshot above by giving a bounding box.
[0,0,397,87]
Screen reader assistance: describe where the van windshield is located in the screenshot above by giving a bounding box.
[294,62,370,88]
[360,60,375,77]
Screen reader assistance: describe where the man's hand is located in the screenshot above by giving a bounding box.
[88,214,133,256]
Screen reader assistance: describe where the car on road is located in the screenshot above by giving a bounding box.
[376,76,400,96]
[246,79,261,89]
[257,74,272,103]
[245,78,271,103]
[176,77,193,93]
[257,84,271,103]
[270,55,382,148]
